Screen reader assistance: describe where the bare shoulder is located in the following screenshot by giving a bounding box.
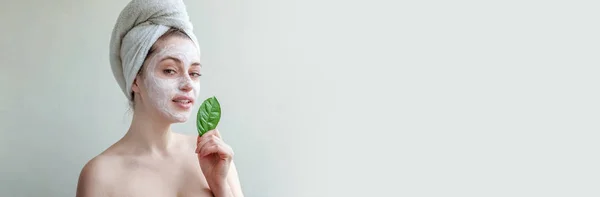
[76,153,122,197]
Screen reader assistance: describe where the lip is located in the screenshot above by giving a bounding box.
[172,95,195,110]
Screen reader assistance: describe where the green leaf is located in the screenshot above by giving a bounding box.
[196,96,221,136]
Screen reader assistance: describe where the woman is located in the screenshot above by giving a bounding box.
[76,0,244,196]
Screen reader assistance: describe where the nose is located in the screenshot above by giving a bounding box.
[179,77,193,92]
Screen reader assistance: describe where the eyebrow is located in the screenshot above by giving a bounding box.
[162,56,202,67]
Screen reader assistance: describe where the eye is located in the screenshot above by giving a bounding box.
[163,69,176,75]
[190,72,202,78]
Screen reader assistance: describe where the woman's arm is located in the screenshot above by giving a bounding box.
[209,161,243,197]
[196,130,244,197]
[227,161,244,197]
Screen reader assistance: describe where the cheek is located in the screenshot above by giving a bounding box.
[158,80,179,97]
[144,76,178,99]
[193,82,201,96]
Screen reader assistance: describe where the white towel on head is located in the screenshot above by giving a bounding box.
[109,0,200,101]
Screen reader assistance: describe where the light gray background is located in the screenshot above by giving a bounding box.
[1,0,598,196]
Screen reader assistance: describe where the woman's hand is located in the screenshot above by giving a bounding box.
[195,129,235,197]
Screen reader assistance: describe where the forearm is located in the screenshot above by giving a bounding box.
[210,181,235,197]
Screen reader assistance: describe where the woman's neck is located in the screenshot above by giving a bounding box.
[122,107,176,156]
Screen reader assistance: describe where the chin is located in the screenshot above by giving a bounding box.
[169,114,190,123]
[163,103,194,123]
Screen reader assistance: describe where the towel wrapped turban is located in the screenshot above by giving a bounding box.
[109,0,200,101]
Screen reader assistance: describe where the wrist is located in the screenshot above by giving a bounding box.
[209,180,233,197]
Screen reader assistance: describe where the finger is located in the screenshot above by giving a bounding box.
[196,134,212,153]
[199,143,233,159]
[210,140,234,159]
[198,135,232,158]
[203,129,218,138]
[199,144,218,158]
[196,134,220,154]
[196,130,219,153]
[204,129,221,139]
[213,129,222,138]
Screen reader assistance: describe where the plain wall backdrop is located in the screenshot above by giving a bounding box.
[1,0,599,196]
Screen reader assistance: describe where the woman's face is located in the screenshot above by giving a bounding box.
[135,35,201,123]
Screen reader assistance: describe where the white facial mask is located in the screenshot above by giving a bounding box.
[142,40,201,123]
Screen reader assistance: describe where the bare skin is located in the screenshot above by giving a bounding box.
[76,34,243,197]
